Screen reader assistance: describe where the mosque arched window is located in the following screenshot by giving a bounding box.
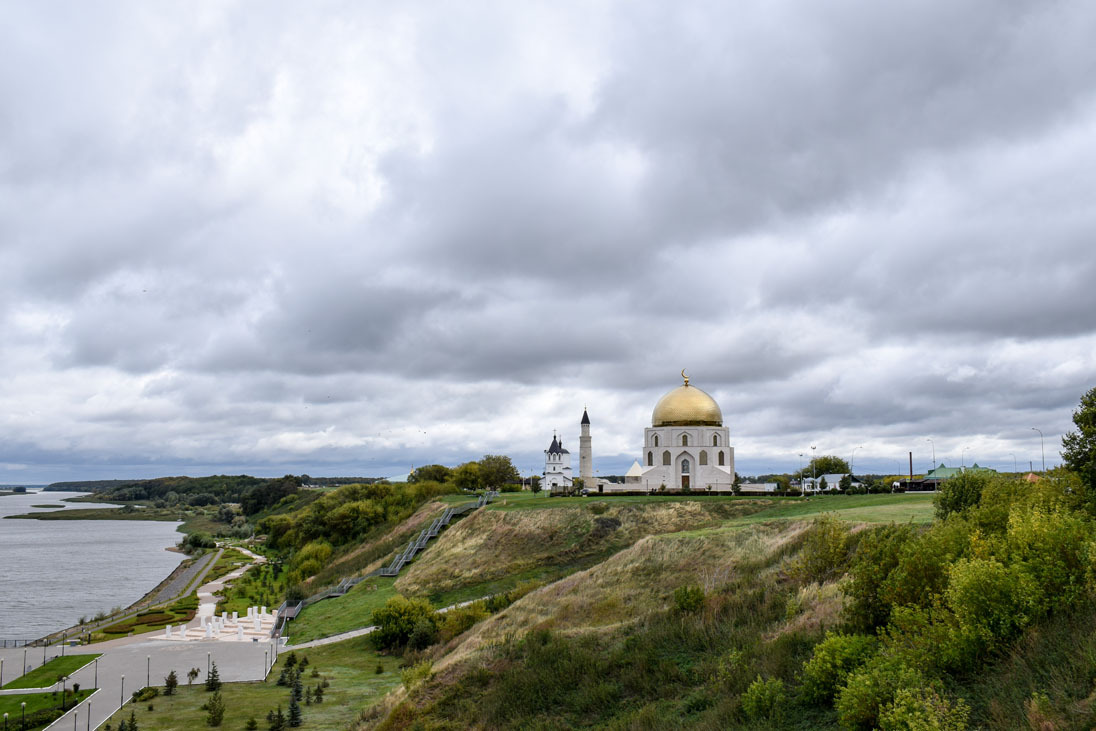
[699,451,708,466]
[647,451,653,466]
[718,451,725,466]
[681,459,690,474]
[681,434,689,446]
[712,434,719,447]
[663,451,671,466]
[653,435,659,447]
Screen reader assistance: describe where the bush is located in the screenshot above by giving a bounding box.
[132,686,159,702]
[740,675,786,724]
[933,471,991,519]
[371,595,438,650]
[844,524,917,632]
[789,515,850,585]
[878,687,970,731]
[673,585,705,613]
[438,602,490,643]
[800,632,878,705]
[944,557,1036,645]
[835,654,924,730]
[401,660,433,690]
[408,616,439,650]
[1003,504,1094,613]
[882,518,970,610]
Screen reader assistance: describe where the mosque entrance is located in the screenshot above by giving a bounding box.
[681,476,690,490]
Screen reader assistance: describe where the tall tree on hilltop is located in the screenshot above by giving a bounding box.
[478,455,519,488]
[799,455,851,479]
[452,462,482,491]
[409,464,452,483]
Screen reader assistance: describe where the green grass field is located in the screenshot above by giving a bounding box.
[0,689,95,727]
[727,492,935,525]
[2,654,101,689]
[102,635,400,730]
[484,489,934,524]
[287,577,398,645]
[486,490,790,512]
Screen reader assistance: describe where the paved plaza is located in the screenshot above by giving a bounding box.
[0,546,287,730]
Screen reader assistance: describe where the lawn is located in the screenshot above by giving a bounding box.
[216,561,290,617]
[286,577,398,645]
[486,490,788,512]
[102,634,401,730]
[0,689,96,729]
[2,654,101,689]
[726,492,936,525]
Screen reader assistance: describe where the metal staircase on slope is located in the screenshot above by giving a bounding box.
[377,490,498,577]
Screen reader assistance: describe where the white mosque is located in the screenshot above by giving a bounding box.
[543,372,736,493]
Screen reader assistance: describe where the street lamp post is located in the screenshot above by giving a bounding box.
[1031,427,1045,473]
[86,702,91,731]
[61,676,67,712]
[926,439,936,490]
[1010,453,1017,473]
[851,445,862,476]
[810,445,817,492]
[94,658,97,689]
[22,702,26,730]
[147,655,150,688]
[120,675,124,710]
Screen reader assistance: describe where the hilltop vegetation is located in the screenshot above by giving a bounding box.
[348,469,1096,730]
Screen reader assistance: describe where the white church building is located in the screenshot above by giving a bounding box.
[543,373,736,494]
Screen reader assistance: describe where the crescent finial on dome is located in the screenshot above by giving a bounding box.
[681,368,689,386]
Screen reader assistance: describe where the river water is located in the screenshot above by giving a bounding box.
[0,490,185,640]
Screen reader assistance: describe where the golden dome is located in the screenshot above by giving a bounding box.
[651,372,723,427]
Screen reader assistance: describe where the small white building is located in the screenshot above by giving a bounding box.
[801,473,862,492]
[543,434,573,492]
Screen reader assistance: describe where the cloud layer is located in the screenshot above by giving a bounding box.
[3,1,1095,482]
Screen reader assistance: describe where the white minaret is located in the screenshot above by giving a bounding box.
[579,408,593,484]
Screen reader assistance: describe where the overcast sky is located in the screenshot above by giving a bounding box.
[2,1,1094,484]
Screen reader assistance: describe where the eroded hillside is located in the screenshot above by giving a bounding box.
[394,498,770,597]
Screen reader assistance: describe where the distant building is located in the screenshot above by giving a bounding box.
[543,434,573,493]
[801,473,863,492]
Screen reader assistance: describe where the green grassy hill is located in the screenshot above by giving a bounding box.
[192,474,1096,730]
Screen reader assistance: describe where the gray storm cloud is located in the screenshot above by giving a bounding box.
[2,0,1094,482]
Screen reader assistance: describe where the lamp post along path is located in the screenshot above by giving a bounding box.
[1032,427,1046,473]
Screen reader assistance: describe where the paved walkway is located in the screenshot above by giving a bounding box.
[149,548,219,605]
[160,545,275,642]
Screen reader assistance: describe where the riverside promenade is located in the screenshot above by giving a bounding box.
[0,546,279,730]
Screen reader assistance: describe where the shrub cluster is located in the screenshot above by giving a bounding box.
[814,472,1096,728]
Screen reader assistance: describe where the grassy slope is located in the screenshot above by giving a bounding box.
[368,518,837,730]
[102,634,401,730]
[2,654,101,689]
[288,577,398,645]
[727,492,935,525]
[395,498,771,597]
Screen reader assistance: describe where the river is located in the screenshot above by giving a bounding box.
[0,490,185,640]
